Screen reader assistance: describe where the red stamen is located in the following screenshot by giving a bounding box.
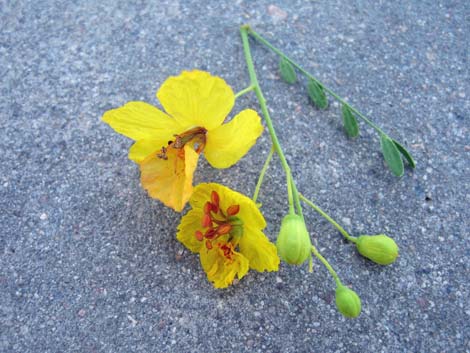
[204,202,212,215]
[220,244,234,260]
[201,214,212,228]
[211,191,220,208]
[205,240,213,250]
[226,205,240,216]
[194,230,204,241]
[204,228,217,240]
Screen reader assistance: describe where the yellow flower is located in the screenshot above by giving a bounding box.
[102,70,263,212]
[177,183,279,288]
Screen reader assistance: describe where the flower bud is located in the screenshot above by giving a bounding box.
[276,214,312,265]
[356,234,399,265]
[335,285,361,318]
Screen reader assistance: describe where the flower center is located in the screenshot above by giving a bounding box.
[194,190,243,252]
[157,126,207,160]
[219,243,236,262]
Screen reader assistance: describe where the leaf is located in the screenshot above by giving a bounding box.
[380,134,404,177]
[307,79,328,109]
[279,57,297,84]
[341,104,359,138]
[392,139,416,168]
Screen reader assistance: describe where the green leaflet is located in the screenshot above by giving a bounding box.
[279,57,297,84]
[341,104,359,138]
[392,139,416,168]
[380,134,404,177]
[307,79,328,109]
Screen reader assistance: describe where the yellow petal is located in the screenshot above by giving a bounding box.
[128,139,166,163]
[140,144,199,212]
[102,101,182,141]
[204,109,263,169]
[176,208,205,253]
[157,70,234,130]
[190,183,266,230]
[239,227,280,272]
[200,245,249,289]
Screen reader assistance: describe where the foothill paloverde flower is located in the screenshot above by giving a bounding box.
[102,25,410,319]
[102,70,263,212]
[177,183,279,288]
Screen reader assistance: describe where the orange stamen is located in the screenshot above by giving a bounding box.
[211,191,220,208]
[216,224,232,235]
[226,204,240,216]
[205,240,213,250]
[201,214,212,228]
[158,127,207,158]
[194,230,204,241]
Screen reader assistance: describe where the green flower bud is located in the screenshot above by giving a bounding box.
[356,234,399,265]
[276,214,312,265]
[335,285,361,318]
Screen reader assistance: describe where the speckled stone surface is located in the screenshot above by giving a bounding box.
[1,1,469,352]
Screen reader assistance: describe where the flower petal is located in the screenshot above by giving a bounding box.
[157,70,234,130]
[200,246,249,289]
[177,208,205,253]
[129,139,166,163]
[204,109,263,169]
[239,227,280,272]
[190,183,266,230]
[140,144,199,212]
[102,101,182,141]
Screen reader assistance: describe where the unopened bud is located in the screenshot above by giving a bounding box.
[356,234,399,265]
[335,285,361,318]
[276,214,312,265]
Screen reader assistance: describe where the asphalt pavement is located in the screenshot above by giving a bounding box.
[1,1,469,352]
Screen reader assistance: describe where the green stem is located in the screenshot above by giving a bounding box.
[286,171,294,214]
[299,193,357,243]
[247,28,389,137]
[311,246,342,287]
[253,145,274,203]
[240,26,296,215]
[290,176,304,219]
[235,85,255,99]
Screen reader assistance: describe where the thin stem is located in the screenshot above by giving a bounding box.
[247,28,389,137]
[235,85,255,99]
[286,169,295,214]
[253,145,274,203]
[290,176,304,219]
[240,26,296,214]
[299,193,357,243]
[311,246,342,287]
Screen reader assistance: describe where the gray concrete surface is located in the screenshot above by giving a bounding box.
[1,1,469,352]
